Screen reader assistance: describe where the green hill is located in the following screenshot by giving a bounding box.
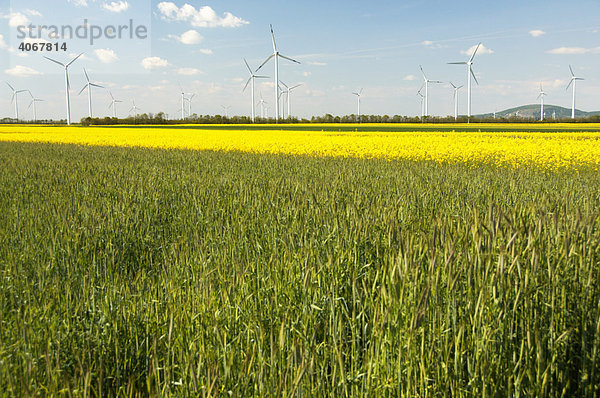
[477,104,600,119]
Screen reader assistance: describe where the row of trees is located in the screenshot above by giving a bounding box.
[4,114,600,125]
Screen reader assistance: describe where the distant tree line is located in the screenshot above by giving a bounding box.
[5,114,600,125]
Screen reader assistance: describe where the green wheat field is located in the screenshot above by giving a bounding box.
[1,141,599,396]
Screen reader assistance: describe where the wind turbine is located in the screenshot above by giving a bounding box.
[352,89,363,123]
[280,81,302,119]
[417,90,425,119]
[78,68,104,118]
[258,92,268,119]
[449,82,463,120]
[129,99,141,115]
[256,25,300,122]
[44,53,83,125]
[243,59,269,123]
[221,105,231,118]
[278,82,288,119]
[537,83,547,122]
[448,43,481,119]
[108,91,123,118]
[185,93,196,118]
[566,65,584,119]
[27,90,43,122]
[178,85,190,120]
[419,66,442,117]
[6,83,27,121]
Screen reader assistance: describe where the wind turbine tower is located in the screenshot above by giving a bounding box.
[352,89,363,123]
[566,65,584,119]
[44,53,83,125]
[6,83,27,121]
[419,66,442,117]
[257,25,300,122]
[448,43,481,119]
[78,68,104,118]
[243,59,269,123]
[537,83,547,122]
[449,82,463,121]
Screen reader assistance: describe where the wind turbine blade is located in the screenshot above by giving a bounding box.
[431,80,443,84]
[255,75,270,79]
[447,62,467,65]
[566,79,574,90]
[27,100,33,110]
[26,90,33,98]
[278,54,300,64]
[243,77,252,92]
[66,53,83,68]
[279,80,289,89]
[470,68,479,85]
[243,58,253,74]
[290,84,302,90]
[109,91,115,100]
[469,43,482,63]
[270,24,278,52]
[256,54,275,72]
[458,85,464,89]
[84,68,90,83]
[44,56,65,67]
[11,93,15,103]
[418,83,425,92]
[78,84,88,96]
[90,83,104,88]
[359,88,363,95]
[449,82,457,89]
[419,65,427,79]
[569,65,575,77]
[6,82,15,91]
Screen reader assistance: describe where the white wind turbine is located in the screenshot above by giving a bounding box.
[185,93,196,118]
[44,53,83,125]
[449,82,463,120]
[419,65,442,117]
[221,105,231,118]
[129,99,141,115]
[6,83,27,121]
[448,43,481,119]
[279,81,302,119]
[566,65,584,119]
[78,68,104,118]
[256,25,300,122]
[352,89,363,123]
[27,90,43,122]
[537,83,547,122]
[108,91,123,118]
[258,93,268,119]
[243,59,269,123]
[417,90,425,118]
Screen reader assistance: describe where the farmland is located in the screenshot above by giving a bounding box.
[0,125,599,396]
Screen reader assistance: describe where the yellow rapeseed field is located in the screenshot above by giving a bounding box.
[1,124,600,169]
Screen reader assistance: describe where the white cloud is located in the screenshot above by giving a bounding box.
[5,65,42,77]
[0,34,7,50]
[67,0,89,6]
[156,2,249,28]
[302,71,312,77]
[529,30,546,38]
[547,46,600,55]
[403,75,417,81]
[308,61,327,66]
[141,56,170,70]
[422,40,433,46]
[169,30,203,44]
[1,12,30,27]
[461,44,494,56]
[25,9,43,17]
[176,67,202,76]
[103,1,129,13]
[94,48,118,63]
[198,48,213,55]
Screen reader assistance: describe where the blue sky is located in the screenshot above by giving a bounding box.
[1,0,599,120]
